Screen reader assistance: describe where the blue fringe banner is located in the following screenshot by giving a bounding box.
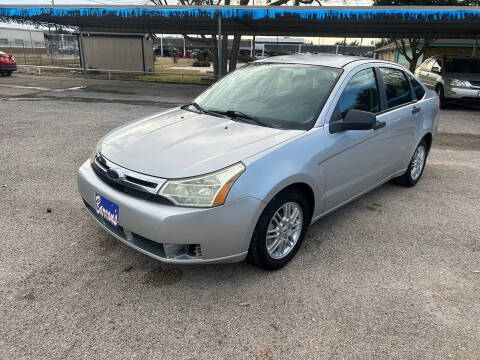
[0,7,479,21]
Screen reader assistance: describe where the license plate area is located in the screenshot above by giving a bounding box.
[95,194,119,228]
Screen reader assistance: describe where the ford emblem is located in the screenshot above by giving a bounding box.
[106,168,124,180]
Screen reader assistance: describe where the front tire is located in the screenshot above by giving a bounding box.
[248,188,310,270]
[393,139,428,187]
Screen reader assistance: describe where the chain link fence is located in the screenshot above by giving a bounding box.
[0,38,80,67]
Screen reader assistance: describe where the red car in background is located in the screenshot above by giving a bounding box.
[0,51,17,76]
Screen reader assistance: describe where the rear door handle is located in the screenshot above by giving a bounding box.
[412,106,421,114]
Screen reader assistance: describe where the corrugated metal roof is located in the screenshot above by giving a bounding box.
[1,6,480,38]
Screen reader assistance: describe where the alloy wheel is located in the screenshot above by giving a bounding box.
[266,202,303,260]
[411,145,426,181]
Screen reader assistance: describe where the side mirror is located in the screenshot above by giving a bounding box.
[431,66,441,74]
[330,109,378,134]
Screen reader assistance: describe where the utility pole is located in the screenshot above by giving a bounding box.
[160,35,163,56]
[217,13,222,78]
[252,0,255,58]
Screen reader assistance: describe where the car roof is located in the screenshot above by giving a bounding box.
[255,53,371,68]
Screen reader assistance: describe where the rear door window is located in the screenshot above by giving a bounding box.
[331,68,380,122]
[379,68,413,109]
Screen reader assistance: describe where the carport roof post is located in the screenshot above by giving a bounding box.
[1,5,480,39]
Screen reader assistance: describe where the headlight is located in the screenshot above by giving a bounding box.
[449,78,469,87]
[158,163,245,207]
[90,140,102,163]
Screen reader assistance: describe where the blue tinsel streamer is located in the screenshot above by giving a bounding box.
[0,7,478,21]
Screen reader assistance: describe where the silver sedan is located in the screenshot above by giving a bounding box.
[78,54,439,270]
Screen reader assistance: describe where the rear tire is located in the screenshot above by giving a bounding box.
[393,139,428,187]
[436,85,448,109]
[248,188,310,270]
[5,71,12,77]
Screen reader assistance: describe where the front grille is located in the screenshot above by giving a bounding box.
[125,175,157,188]
[92,156,173,206]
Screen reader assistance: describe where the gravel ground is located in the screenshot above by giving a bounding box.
[1,75,479,359]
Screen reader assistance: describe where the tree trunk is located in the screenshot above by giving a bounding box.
[229,33,241,72]
[409,55,421,73]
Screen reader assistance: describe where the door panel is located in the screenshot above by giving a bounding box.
[377,67,417,174]
[324,112,391,211]
[383,104,416,172]
[323,67,391,211]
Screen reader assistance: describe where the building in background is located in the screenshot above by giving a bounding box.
[0,23,46,54]
[376,39,480,67]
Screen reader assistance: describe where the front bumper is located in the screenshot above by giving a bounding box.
[77,160,264,264]
[0,65,17,72]
[446,86,480,103]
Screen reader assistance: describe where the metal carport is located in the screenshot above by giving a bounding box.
[1,5,480,38]
[2,5,480,76]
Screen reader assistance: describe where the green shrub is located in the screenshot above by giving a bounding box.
[193,61,210,67]
[237,54,253,63]
[197,51,212,62]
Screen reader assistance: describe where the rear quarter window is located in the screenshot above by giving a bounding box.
[409,75,426,100]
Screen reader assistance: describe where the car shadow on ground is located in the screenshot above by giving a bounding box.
[90,179,404,291]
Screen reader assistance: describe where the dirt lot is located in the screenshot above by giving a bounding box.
[1,75,479,359]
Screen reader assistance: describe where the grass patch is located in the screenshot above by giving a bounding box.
[13,56,80,67]
[155,57,195,67]
[136,72,215,85]
[152,67,211,75]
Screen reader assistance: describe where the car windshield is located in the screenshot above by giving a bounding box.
[193,63,341,130]
[445,58,480,73]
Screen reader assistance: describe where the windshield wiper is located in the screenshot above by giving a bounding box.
[181,102,224,118]
[222,110,271,128]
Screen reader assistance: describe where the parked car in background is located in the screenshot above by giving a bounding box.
[179,51,193,58]
[415,55,480,108]
[78,55,439,270]
[0,51,16,76]
[154,48,179,57]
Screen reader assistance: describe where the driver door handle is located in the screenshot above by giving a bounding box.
[412,106,421,114]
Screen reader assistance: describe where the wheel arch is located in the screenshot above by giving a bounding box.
[263,179,318,222]
[408,131,433,163]
[422,132,433,154]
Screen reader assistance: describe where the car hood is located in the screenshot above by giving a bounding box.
[100,108,303,178]
[446,72,480,82]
